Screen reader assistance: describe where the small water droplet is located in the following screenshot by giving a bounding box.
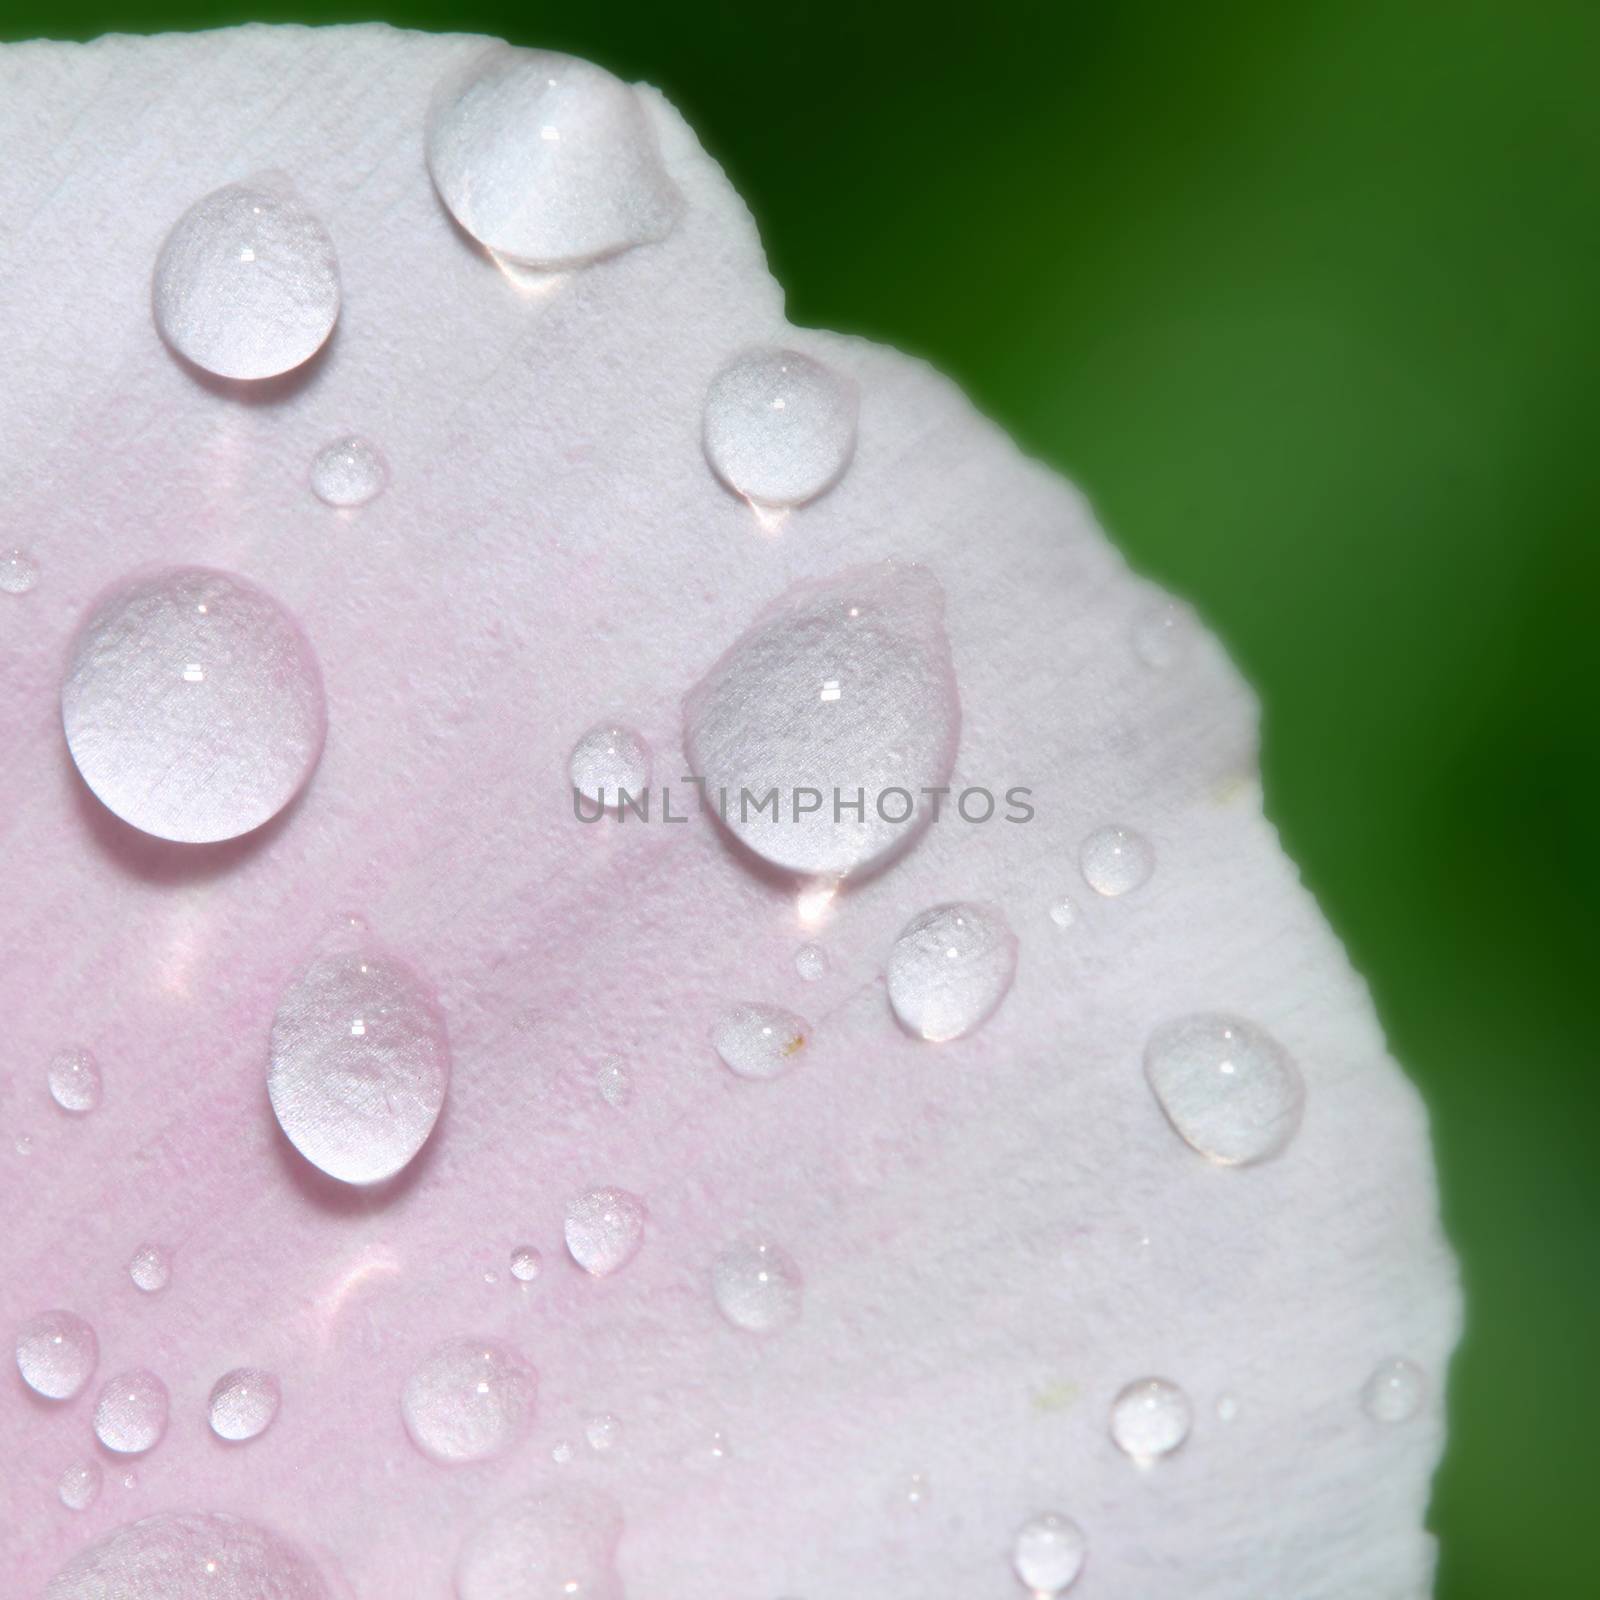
[564,1187,646,1277]
[401,1337,537,1464]
[426,45,682,268]
[47,1047,101,1113]
[1079,825,1154,897]
[569,722,651,807]
[1109,1377,1192,1462]
[268,941,451,1185]
[57,1459,102,1512]
[794,942,829,981]
[120,1472,136,1490]
[483,1268,501,1285]
[703,348,859,507]
[93,1368,169,1454]
[14,1130,34,1157]
[1144,1013,1305,1165]
[684,563,960,878]
[594,1057,632,1109]
[585,1412,621,1452]
[15,1310,97,1399]
[128,1243,171,1293]
[712,1239,803,1333]
[1215,1393,1239,1422]
[62,566,326,844]
[208,1367,282,1441]
[310,436,387,508]
[1,548,39,594]
[1011,1513,1087,1596]
[510,1245,543,1282]
[1362,1357,1426,1423]
[153,176,340,380]
[887,902,1018,1042]
[902,1471,931,1511]
[1132,599,1196,669]
[1048,896,1076,929]
[551,1438,575,1463]
[712,1002,809,1080]
[456,1485,625,1600]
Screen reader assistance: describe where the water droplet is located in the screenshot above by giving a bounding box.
[1011,1513,1087,1596]
[61,566,326,844]
[14,1130,34,1156]
[902,1471,931,1511]
[483,1268,501,1286]
[152,176,340,381]
[310,436,387,508]
[15,1310,97,1399]
[887,902,1018,1043]
[401,1337,538,1464]
[1,548,39,594]
[595,1058,631,1109]
[794,942,829,981]
[703,348,859,508]
[585,1412,621,1452]
[712,1002,809,1080]
[47,1047,101,1113]
[1362,1357,1426,1423]
[510,1245,543,1282]
[564,1188,646,1277]
[426,45,682,268]
[46,1511,333,1599]
[1215,1393,1239,1422]
[208,1367,282,1441]
[93,1368,169,1454]
[1079,825,1154,897]
[569,722,651,807]
[1132,599,1196,669]
[1109,1377,1192,1462]
[128,1244,171,1293]
[1144,1013,1305,1166]
[551,1438,575,1463]
[1048,896,1076,929]
[456,1485,625,1600]
[712,1239,803,1333]
[57,1461,102,1512]
[268,942,451,1184]
[684,563,960,878]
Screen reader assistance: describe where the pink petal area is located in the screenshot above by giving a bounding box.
[0,25,1457,1600]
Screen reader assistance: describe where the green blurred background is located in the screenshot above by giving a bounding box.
[3,1,1595,1592]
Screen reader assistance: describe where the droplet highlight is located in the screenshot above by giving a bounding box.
[93,1368,169,1454]
[57,1460,102,1512]
[1362,1357,1426,1423]
[570,723,651,807]
[887,902,1017,1043]
[1012,1513,1087,1596]
[47,1047,101,1113]
[1109,1377,1192,1462]
[564,1187,646,1277]
[16,1310,97,1400]
[128,1244,171,1294]
[208,1367,281,1441]
[310,436,387,508]
[1,548,39,594]
[1079,824,1154,897]
[401,1337,537,1465]
[712,1002,809,1080]
[712,1239,803,1334]
[456,1485,625,1600]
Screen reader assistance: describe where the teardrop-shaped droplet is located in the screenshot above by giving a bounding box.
[1079,824,1154,897]
[1144,1013,1304,1166]
[1,547,39,594]
[93,1369,169,1454]
[456,1485,625,1600]
[510,1245,543,1282]
[208,1367,282,1441]
[711,1239,803,1333]
[426,45,682,269]
[683,563,960,878]
[1109,1377,1192,1462]
[703,348,859,508]
[128,1244,171,1294]
[47,1047,102,1113]
[57,1460,102,1512]
[268,942,451,1185]
[401,1336,538,1464]
[15,1310,98,1400]
[310,436,387,507]
[887,902,1018,1043]
[152,176,340,381]
[595,1058,631,1109]
[45,1512,333,1599]
[1362,1357,1426,1423]
[564,1187,646,1277]
[62,566,326,844]
[711,1002,810,1080]
[569,723,651,806]
[1011,1512,1087,1595]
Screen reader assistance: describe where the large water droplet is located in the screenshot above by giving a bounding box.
[426,45,682,269]
[16,1310,98,1399]
[45,1512,333,1599]
[1144,1013,1304,1166]
[47,1047,102,1113]
[683,563,960,878]
[310,436,387,508]
[1362,1357,1426,1423]
[152,176,340,381]
[564,1187,646,1277]
[711,1002,809,1080]
[569,722,651,806]
[1079,825,1154,897]
[886,902,1017,1042]
[128,1244,171,1294]
[1109,1377,1192,1462]
[711,1239,803,1333]
[1011,1513,1087,1596]
[268,942,451,1184]
[61,566,326,844]
[1,548,39,594]
[93,1369,169,1454]
[57,1460,102,1512]
[703,348,858,508]
[401,1337,538,1464]
[510,1245,543,1282]
[208,1367,282,1441]
[456,1485,625,1600]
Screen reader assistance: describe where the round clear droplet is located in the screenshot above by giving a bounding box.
[1109,1377,1192,1462]
[1,548,39,594]
[47,1047,101,1113]
[128,1244,171,1293]
[15,1310,97,1400]
[712,1002,809,1080]
[1012,1512,1087,1595]
[594,1057,632,1108]
[57,1459,102,1512]
[1079,825,1154,897]
[62,566,326,844]
[564,1187,646,1277]
[887,902,1018,1043]
[310,436,387,508]
[401,1337,537,1464]
[1048,896,1076,929]
[456,1485,626,1600]
[208,1366,282,1441]
[585,1412,621,1452]
[1362,1357,1426,1423]
[1132,599,1196,669]
[794,942,829,981]
[569,723,651,807]
[711,1239,803,1334]
[93,1368,169,1454]
[1144,1013,1305,1165]
[510,1245,543,1282]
